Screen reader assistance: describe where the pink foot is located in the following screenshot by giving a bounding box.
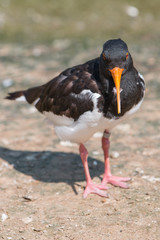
[101,175,131,188]
[101,131,131,189]
[83,182,109,198]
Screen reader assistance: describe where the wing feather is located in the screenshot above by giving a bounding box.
[35,69,102,120]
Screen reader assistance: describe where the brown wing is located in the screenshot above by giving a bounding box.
[33,67,102,121]
[6,59,104,121]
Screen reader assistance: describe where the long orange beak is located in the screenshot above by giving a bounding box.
[109,67,124,114]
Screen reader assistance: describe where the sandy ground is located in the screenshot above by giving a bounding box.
[0,43,160,240]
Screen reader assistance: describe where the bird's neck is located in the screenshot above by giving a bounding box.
[98,63,114,96]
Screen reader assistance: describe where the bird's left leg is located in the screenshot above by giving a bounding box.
[79,143,108,198]
[100,130,131,188]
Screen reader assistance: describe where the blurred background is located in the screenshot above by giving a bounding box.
[0,0,160,44]
[0,0,160,94]
[0,0,160,97]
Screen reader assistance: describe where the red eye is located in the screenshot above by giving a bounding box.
[103,53,106,60]
[126,52,129,60]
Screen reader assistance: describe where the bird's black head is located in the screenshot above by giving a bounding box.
[99,38,133,114]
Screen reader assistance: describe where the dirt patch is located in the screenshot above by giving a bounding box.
[0,43,160,240]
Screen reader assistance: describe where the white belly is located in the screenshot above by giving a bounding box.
[44,90,144,144]
[45,111,121,144]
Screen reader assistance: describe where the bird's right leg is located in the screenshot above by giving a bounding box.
[79,143,108,198]
[100,130,131,188]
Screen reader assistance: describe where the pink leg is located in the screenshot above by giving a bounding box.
[101,131,131,188]
[79,144,108,198]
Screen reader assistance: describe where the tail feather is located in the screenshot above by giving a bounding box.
[5,85,45,104]
[5,91,25,100]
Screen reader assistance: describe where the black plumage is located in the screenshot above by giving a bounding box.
[6,39,145,198]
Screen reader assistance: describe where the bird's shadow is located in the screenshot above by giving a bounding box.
[0,147,104,195]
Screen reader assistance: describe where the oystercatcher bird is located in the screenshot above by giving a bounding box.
[6,39,145,198]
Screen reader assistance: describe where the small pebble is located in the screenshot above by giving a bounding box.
[60,141,77,147]
[93,160,98,166]
[142,176,160,183]
[110,151,120,159]
[2,79,13,88]
[92,151,99,155]
[1,139,10,145]
[133,168,144,176]
[0,162,10,171]
[33,228,41,232]
[125,6,139,17]
[101,199,106,203]
[47,224,53,227]
[22,216,33,224]
[1,213,8,222]
[22,196,32,201]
